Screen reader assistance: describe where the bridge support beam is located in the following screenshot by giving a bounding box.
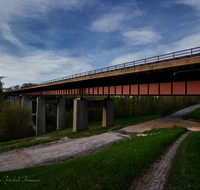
[36,97,46,136]
[102,98,114,127]
[57,97,65,130]
[73,98,88,132]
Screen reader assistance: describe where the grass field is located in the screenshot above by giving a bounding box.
[166,131,200,190]
[0,115,159,153]
[183,107,200,121]
[0,126,187,190]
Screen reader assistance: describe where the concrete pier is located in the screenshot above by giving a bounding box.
[73,97,114,131]
[21,96,29,107]
[102,98,114,127]
[14,96,20,106]
[73,98,88,132]
[36,97,46,136]
[57,97,66,130]
[8,96,15,105]
[22,96,32,114]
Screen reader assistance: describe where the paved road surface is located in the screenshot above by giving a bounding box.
[1,103,200,172]
[165,103,200,118]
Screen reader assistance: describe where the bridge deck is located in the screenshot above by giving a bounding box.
[9,46,200,96]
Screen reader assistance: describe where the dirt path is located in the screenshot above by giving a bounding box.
[0,104,200,172]
[128,131,191,190]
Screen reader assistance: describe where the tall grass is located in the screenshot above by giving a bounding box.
[0,100,32,142]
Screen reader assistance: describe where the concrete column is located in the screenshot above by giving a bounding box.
[29,101,32,114]
[57,97,65,130]
[14,96,20,106]
[73,98,88,132]
[21,96,29,107]
[36,97,46,136]
[8,96,15,105]
[102,98,114,127]
[22,96,32,114]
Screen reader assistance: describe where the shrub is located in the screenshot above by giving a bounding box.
[0,100,32,142]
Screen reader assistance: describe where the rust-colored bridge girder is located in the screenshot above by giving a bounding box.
[9,46,200,96]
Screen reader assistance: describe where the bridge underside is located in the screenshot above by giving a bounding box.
[11,81,200,96]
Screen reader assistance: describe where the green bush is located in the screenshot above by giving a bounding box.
[65,110,73,128]
[0,100,32,142]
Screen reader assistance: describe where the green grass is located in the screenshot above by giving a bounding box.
[0,126,187,190]
[183,107,200,121]
[0,115,159,152]
[165,131,200,190]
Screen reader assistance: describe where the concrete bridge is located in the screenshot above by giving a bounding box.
[8,46,200,135]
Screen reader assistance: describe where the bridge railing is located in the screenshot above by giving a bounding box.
[15,46,200,89]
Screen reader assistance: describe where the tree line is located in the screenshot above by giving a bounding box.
[45,95,200,133]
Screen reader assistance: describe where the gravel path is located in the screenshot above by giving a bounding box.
[0,104,200,172]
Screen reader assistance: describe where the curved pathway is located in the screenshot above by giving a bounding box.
[0,104,200,172]
[165,103,200,118]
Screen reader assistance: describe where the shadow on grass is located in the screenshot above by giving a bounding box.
[0,115,159,152]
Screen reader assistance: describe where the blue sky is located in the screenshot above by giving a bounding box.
[0,0,200,87]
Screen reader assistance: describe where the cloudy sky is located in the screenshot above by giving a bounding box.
[0,0,200,87]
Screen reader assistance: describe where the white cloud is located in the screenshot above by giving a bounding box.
[90,6,143,32]
[122,29,162,45]
[0,0,90,20]
[0,50,92,87]
[158,31,200,53]
[110,49,156,65]
[110,31,200,66]
[175,0,200,11]
[90,13,126,32]
[0,22,28,52]
[0,0,91,51]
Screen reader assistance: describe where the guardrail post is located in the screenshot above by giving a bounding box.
[191,49,192,57]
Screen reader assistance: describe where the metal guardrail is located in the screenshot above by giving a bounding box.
[12,46,200,91]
